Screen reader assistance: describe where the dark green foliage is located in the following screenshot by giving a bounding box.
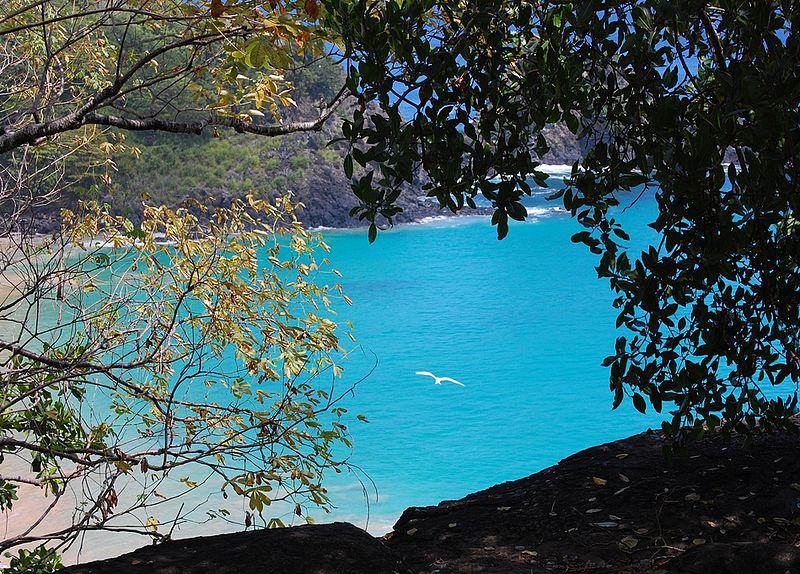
[3,546,62,574]
[0,479,18,511]
[84,58,350,225]
[323,0,800,443]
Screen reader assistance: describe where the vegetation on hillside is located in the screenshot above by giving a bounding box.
[94,58,352,222]
[39,56,442,231]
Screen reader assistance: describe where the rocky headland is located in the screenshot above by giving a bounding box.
[24,56,582,235]
[61,425,800,574]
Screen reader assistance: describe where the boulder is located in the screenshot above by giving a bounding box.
[60,522,403,574]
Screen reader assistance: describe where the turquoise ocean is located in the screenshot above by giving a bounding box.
[315,168,664,533]
[18,167,797,566]
[9,168,672,561]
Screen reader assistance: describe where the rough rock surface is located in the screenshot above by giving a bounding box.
[663,542,800,574]
[58,428,800,574]
[387,427,800,573]
[59,522,404,574]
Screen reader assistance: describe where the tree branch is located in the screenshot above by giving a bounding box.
[0,30,234,153]
[0,82,348,153]
[0,474,42,486]
[83,109,328,138]
[699,9,726,70]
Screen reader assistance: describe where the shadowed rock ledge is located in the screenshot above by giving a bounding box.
[60,522,404,574]
[60,427,800,574]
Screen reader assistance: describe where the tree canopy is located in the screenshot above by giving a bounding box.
[0,0,341,154]
[3,0,800,569]
[323,0,800,447]
[0,2,360,570]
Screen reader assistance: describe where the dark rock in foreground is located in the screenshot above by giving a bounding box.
[663,542,800,574]
[59,427,800,574]
[388,427,800,573]
[59,522,403,574]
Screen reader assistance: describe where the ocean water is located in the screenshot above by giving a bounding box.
[316,176,664,533]
[4,172,671,562]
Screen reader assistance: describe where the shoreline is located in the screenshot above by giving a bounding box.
[4,204,568,243]
[309,204,568,234]
[3,164,577,241]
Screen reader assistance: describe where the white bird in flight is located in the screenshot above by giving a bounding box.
[415,371,465,387]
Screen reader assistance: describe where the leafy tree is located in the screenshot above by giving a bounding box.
[324,0,800,447]
[0,1,359,570]
[0,0,342,154]
[0,195,358,567]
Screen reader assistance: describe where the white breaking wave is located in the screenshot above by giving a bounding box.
[410,214,491,228]
[526,206,566,217]
[537,163,574,175]
[416,215,456,224]
[412,206,565,228]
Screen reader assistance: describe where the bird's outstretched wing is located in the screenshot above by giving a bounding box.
[438,377,465,387]
[415,371,436,379]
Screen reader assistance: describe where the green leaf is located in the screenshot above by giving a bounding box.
[344,154,354,178]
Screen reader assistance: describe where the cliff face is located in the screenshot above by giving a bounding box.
[59,425,800,574]
[539,122,584,166]
[100,118,580,231]
[41,58,583,233]
[101,97,446,231]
